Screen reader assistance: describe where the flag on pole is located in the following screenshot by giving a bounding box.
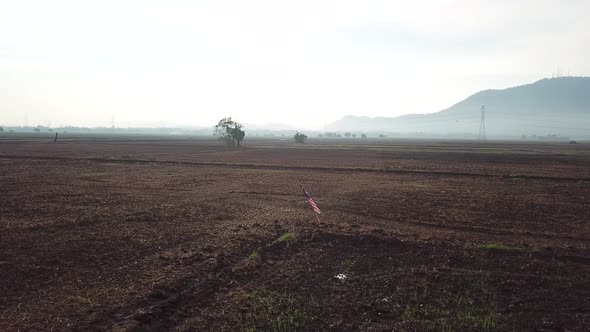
[301,185,321,214]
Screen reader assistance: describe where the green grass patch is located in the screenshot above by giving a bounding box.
[400,293,504,331]
[407,182,431,189]
[247,250,260,263]
[67,295,96,307]
[476,243,523,251]
[242,289,305,331]
[376,275,510,331]
[272,232,297,245]
[435,308,501,332]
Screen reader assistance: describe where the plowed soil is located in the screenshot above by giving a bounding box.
[1,135,589,331]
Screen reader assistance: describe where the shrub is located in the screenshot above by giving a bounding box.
[293,131,307,143]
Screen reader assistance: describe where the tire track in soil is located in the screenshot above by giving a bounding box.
[2,154,589,182]
[338,208,590,244]
[76,227,312,331]
[324,217,590,266]
[77,262,227,331]
[74,232,283,331]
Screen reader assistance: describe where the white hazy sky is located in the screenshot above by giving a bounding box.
[1,0,589,129]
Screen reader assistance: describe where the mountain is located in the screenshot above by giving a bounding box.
[327,77,590,137]
[244,122,297,131]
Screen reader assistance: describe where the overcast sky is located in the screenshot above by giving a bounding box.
[1,0,589,129]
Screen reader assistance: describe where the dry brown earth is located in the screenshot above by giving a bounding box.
[1,135,589,331]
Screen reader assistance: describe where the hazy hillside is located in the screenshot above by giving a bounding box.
[327,77,590,138]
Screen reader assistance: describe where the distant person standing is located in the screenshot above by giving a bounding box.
[53,132,58,143]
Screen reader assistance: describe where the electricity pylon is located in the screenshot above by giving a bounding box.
[478,105,486,140]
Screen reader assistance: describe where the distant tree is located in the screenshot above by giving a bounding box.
[230,126,245,146]
[324,132,344,138]
[34,127,40,133]
[378,134,387,138]
[317,133,324,138]
[214,117,245,146]
[344,132,352,138]
[361,133,367,139]
[0,127,3,133]
[294,131,307,143]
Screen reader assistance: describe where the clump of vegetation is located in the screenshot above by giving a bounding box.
[0,127,4,132]
[214,117,245,147]
[293,132,307,143]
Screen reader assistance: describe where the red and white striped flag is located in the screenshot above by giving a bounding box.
[301,185,321,214]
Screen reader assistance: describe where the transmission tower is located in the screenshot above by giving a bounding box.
[478,105,486,140]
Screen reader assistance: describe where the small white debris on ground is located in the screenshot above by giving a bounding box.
[335,273,347,280]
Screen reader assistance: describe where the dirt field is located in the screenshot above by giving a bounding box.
[1,135,589,331]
